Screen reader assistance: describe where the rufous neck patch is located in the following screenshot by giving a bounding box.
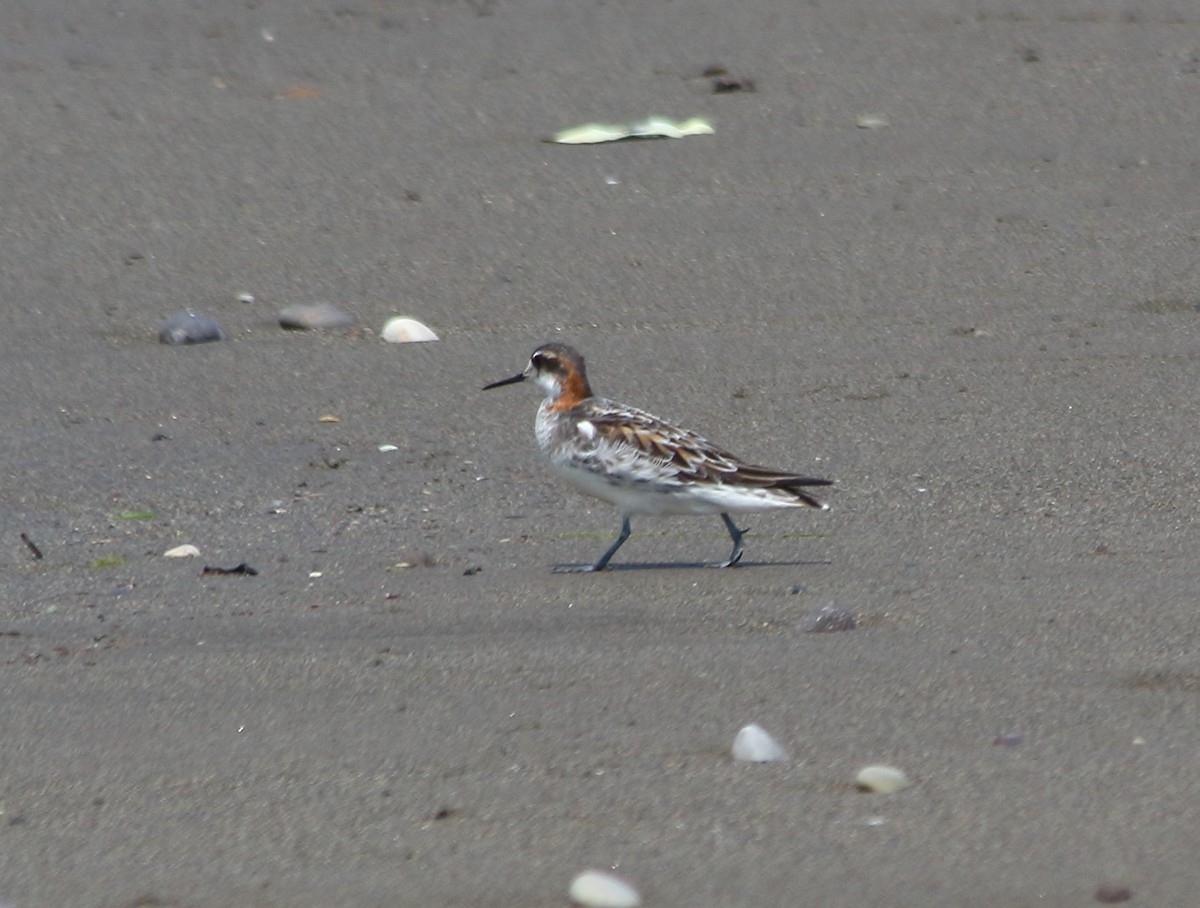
[546,367,591,411]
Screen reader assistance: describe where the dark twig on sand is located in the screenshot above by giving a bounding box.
[20,533,43,560]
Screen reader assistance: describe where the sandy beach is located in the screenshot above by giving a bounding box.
[2,1,1199,905]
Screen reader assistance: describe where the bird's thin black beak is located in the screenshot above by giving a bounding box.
[482,372,525,391]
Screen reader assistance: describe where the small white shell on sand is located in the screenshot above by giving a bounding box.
[568,870,641,908]
[855,764,911,793]
[382,317,438,343]
[378,444,399,452]
[731,723,787,762]
[163,544,200,558]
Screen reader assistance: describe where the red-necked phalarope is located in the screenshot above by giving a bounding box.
[484,343,832,573]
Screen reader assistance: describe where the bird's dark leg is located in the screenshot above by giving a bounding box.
[554,516,632,573]
[716,513,746,567]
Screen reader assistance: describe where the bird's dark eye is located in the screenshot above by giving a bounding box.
[532,351,557,370]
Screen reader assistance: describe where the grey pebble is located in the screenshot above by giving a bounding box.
[278,303,354,330]
[797,602,856,633]
[158,310,226,345]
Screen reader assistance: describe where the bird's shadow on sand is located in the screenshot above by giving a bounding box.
[551,558,832,574]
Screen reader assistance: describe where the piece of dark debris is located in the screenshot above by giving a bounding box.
[711,73,756,92]
[701,64,756,92]
[201,563,259,576]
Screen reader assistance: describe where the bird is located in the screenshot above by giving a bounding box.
[483,342,832,572]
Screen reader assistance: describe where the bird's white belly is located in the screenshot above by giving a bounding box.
[547,457,798,517]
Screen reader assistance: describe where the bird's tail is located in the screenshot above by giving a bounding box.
[772,476,833,510]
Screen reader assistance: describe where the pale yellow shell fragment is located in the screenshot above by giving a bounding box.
[855,764,912,793]
[553,123,630,144]
[632,115,714,138]
[553,117,713,144]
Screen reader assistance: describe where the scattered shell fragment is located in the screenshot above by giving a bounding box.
[552,116,713,144]
[554,123,630,144]
[731,723,787,763]
[798,602,856,633]
[856,114,890,129]
[855,764,911,793]
[382,317,438,343]
[278,302,353,330]
[630,116,713,139]
[568,870,641,908]
[378,444,399,452]
[158,310,226,345]
[237,292,255,304]
[163,544,201,558]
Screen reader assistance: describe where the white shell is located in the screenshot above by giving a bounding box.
[855,764,911,793]
[731,723,787,762]
[381,317,438,343]
[568,870,641,908]
[163,544,200,558]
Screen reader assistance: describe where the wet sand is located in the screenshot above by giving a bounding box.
[2,1,1199,905]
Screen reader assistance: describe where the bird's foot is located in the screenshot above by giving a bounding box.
[710,550,745,569]
[552,562,607,574]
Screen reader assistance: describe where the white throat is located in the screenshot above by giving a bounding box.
[531,370,560,399]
